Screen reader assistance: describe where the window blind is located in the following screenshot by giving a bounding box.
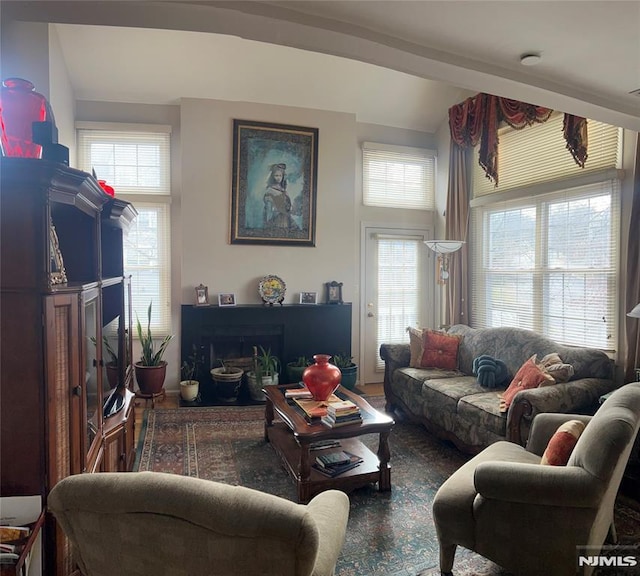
[76,125,172,335]
[77,127,171,195]
[473,114,621,197]
[363,142,436,210]
[471,180,620,351]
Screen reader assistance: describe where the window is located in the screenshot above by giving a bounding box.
[375,235,424,370]
[470,116,621,351]
[77,124,172,334]
[362,142,436,209]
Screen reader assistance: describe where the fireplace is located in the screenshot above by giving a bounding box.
[181,303,352,404]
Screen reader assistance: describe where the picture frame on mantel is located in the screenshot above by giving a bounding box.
[325,281,343,305]
[195,284,209,306]
[230,119,318,247]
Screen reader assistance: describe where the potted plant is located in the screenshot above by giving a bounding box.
[134,302,174,395]
[333,353,358,391]
[210,359,244,402]
[247,346,281,402]
[90,335,120,390]
[180,346,201,402]
[286,355,312,384]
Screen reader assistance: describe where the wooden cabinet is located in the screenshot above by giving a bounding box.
[0,158,137,576]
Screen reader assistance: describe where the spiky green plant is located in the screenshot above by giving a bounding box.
[332,354,355,369]
[90,335,118,365]
[136,301,173,366]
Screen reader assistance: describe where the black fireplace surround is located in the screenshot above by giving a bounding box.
[181,303,352,393]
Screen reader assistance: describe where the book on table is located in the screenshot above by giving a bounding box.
[321,411,363,428]
[315,450,352,468]
[312,451,363,477]
[284,386,313,400]
[293,394,342,421]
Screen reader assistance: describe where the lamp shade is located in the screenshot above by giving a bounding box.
[628,303,640,319]
[424,240,465,254]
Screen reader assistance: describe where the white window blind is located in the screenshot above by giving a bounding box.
[363,142,436,209]
[376,236,423,369]
[77,126,170,195]
[471,180,620,351]
[77,125,172,335]
[473,113,621,197]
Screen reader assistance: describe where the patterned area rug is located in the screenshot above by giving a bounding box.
[135,398,640,576]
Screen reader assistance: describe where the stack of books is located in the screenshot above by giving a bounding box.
[321,399,362,428]
[313,450,363,477]
[293,394,341,423]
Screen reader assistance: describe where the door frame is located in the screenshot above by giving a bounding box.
[359,222,436,384]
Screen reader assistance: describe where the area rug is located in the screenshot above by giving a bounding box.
[135,398,640,576]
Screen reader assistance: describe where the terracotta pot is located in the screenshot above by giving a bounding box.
[302,354,341,401]
[134,361,167,395]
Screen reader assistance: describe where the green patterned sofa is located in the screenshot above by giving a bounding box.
[380,324,616,454]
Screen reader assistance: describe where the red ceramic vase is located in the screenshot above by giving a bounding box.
[0,78,50,158]
[302,354,342,401]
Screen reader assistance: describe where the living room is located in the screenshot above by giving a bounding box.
[2,2,639,575]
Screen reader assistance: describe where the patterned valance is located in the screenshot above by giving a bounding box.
[449,93,588,186]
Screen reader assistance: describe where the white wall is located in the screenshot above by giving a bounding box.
[77,98,432,392]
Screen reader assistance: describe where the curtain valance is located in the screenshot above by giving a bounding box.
[448,93,588,186]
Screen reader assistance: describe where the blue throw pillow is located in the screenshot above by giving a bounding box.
[472,355,510,389]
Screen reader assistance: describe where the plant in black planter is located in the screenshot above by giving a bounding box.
[333,353,358,391]
[210,359,244,402]
[134,302,174,395]
[286,355,312,384]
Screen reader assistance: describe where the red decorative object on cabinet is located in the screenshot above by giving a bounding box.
[302,354,342,401]
[98,180,115,197]
[0,78,52,158]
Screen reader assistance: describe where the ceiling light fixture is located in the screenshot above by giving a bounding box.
[520,53,542,66]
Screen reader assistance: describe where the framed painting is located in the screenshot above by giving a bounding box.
[230,119,318,246]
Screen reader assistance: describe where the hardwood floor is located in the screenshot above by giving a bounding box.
[132,383,384,446]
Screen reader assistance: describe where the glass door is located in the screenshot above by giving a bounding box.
[82,287,102,469]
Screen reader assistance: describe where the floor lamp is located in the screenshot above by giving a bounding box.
[628,303,640,382]
[423,240,465,329]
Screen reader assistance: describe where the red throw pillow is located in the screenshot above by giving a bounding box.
[420,330,461,370]
[541,420,585,465]
[499,355,555,412]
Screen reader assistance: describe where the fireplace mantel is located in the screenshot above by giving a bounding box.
[181,303,352,383]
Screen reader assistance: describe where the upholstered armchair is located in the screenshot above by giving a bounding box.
[432,382,640,576]
[48,472,349,576]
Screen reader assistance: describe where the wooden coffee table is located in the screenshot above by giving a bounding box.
[263,384,395,503]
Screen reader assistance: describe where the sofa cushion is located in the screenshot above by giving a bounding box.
[541,419,585,465]
[407,327,425,368]
[457,392,507,437]
[499,356,555,413]
[420,330,461,370]
[418,376,484,432]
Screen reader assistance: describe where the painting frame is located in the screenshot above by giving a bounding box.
[230,119,318,246]
[325,281,344,305]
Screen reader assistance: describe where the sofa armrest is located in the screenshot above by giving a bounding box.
[306,490,350,576]
[379,343,411,400]
[474,461,604,507]
[506,377,616,445]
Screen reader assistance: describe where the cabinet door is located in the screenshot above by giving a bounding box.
[81,288,103,471]
[43,293,81,576]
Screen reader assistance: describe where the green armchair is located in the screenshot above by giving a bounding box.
[49,471,349,576]
[432,382,640,576]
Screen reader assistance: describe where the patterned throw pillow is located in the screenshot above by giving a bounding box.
[407,327,425,368]
[499,355,555,413]
[541,419,586,465]
[538,352,574,384]
[419,330,461,370]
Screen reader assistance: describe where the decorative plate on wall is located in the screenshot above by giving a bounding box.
[259,275,286,306]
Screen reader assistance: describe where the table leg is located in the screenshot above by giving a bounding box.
[298,442,311,503]
[264,396,274,442]
[377,429,391,492]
